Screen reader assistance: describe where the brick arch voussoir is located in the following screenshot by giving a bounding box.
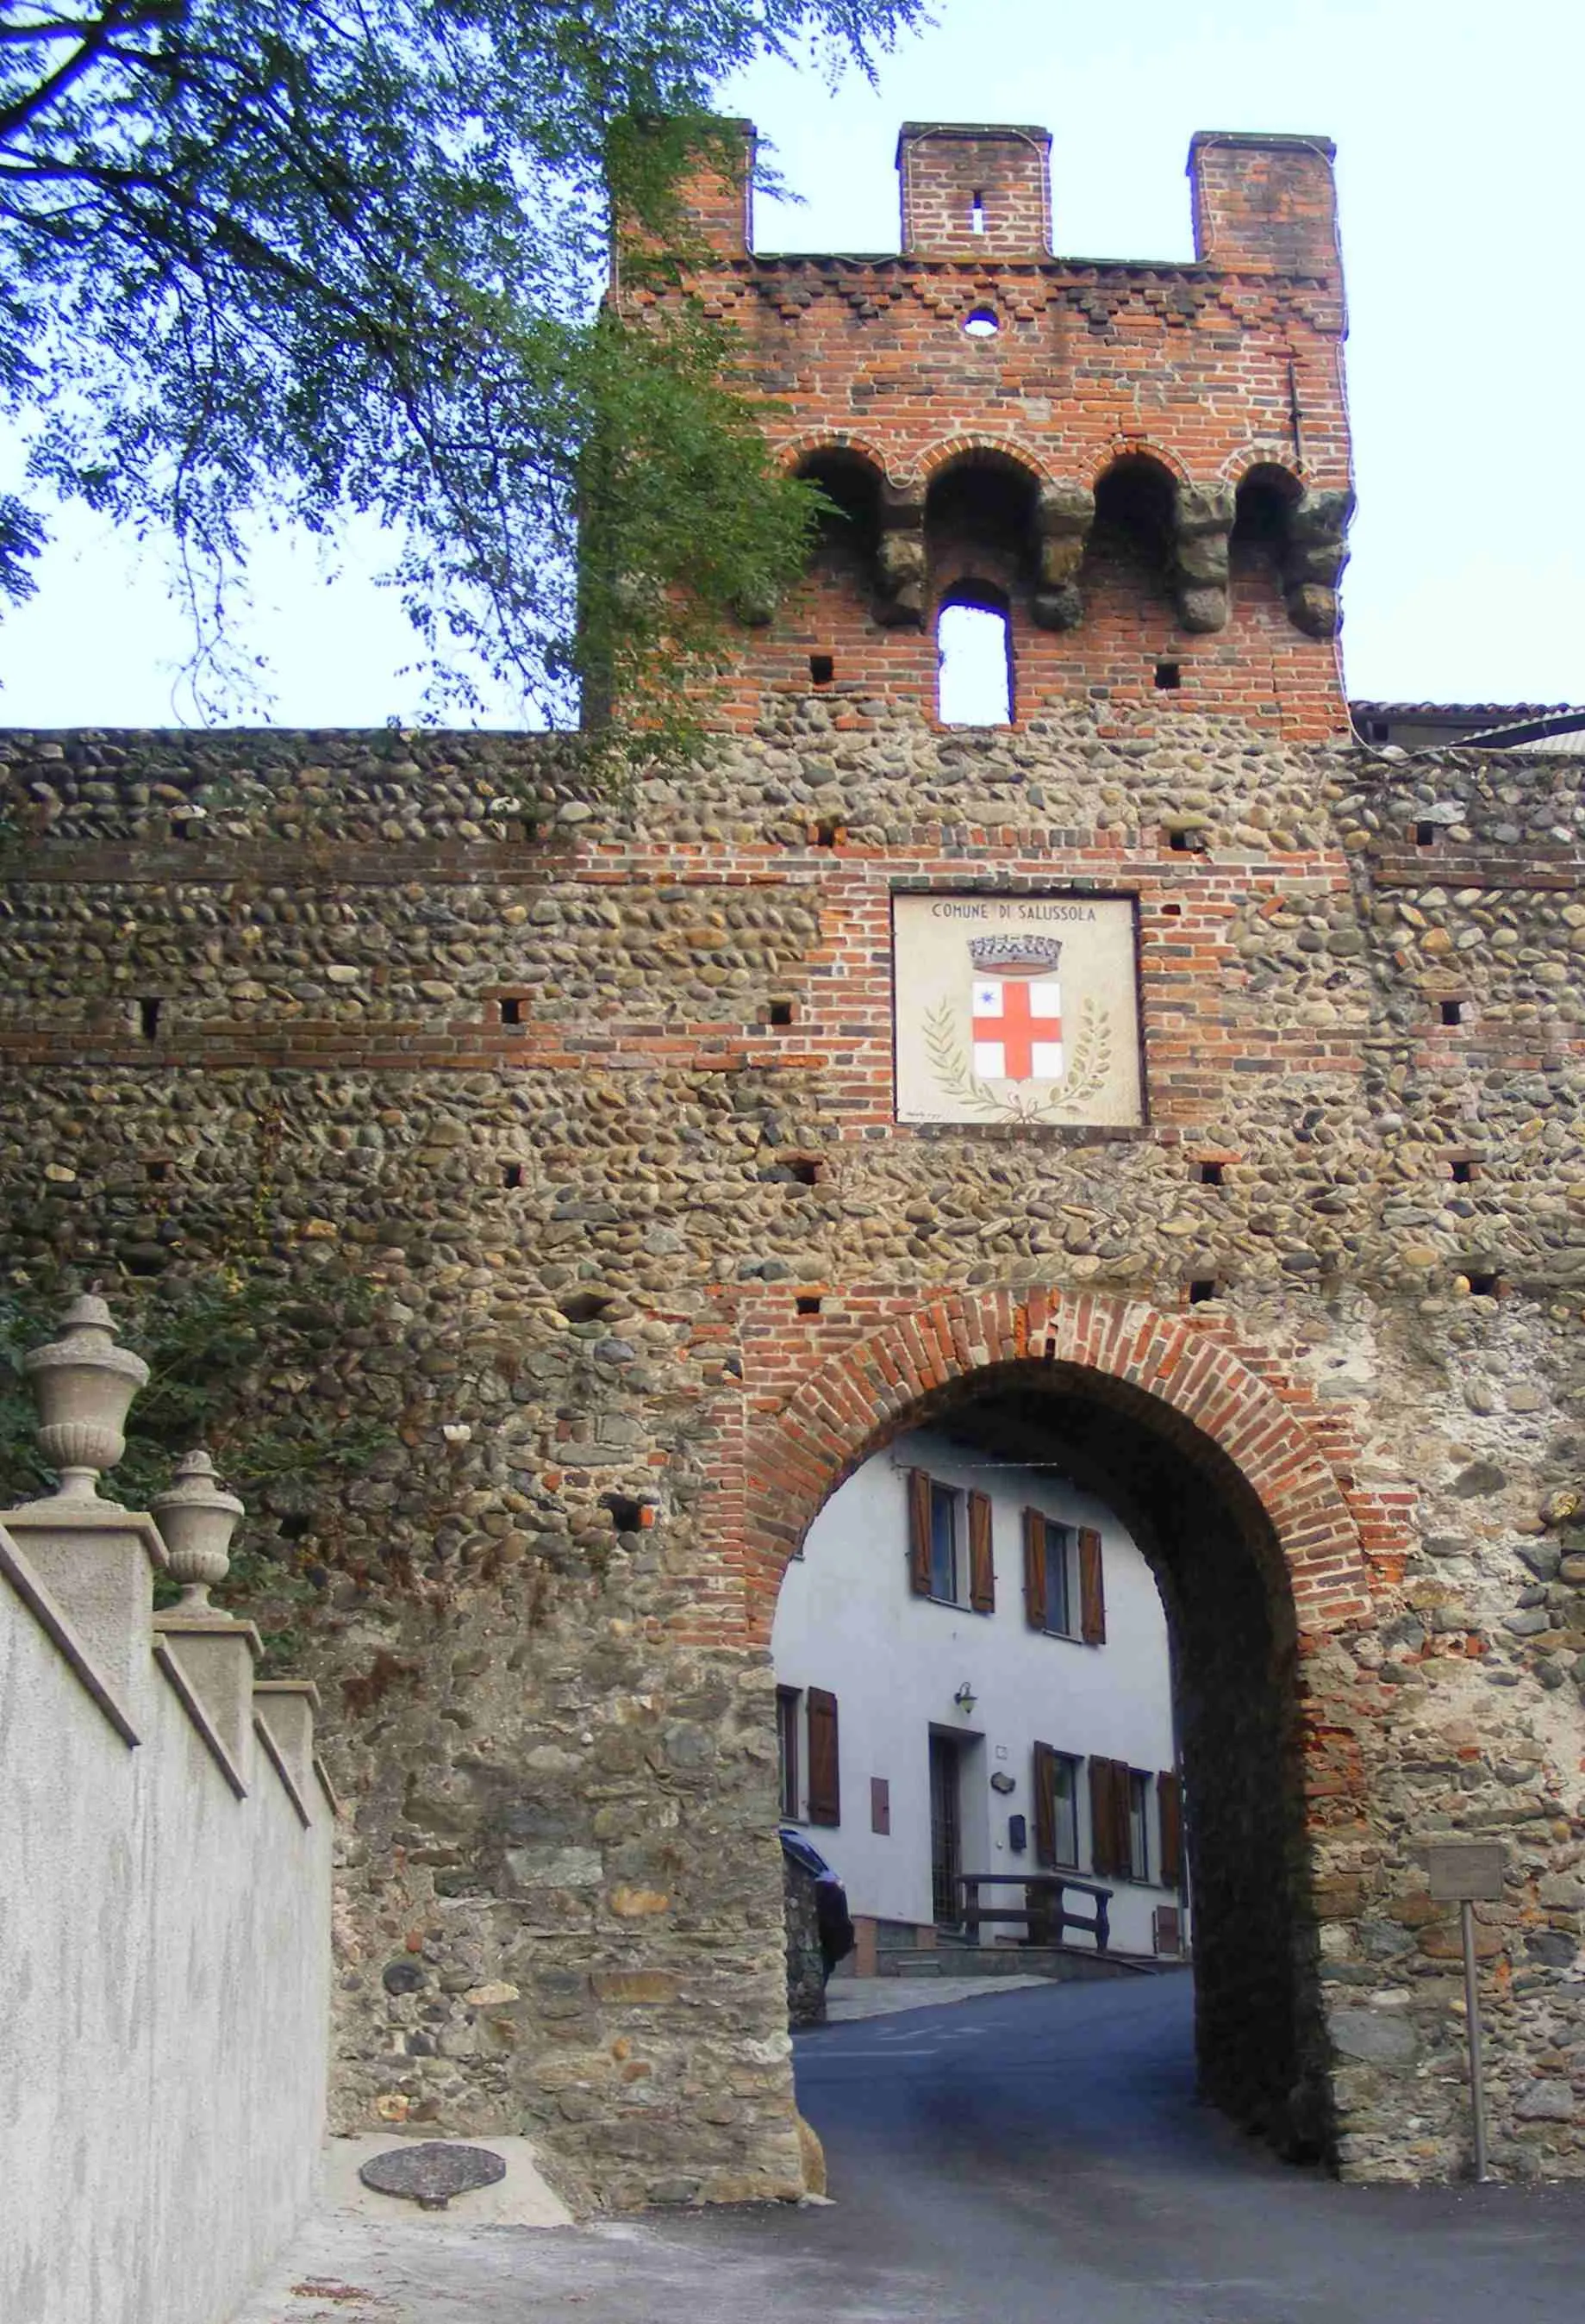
[744,1288,1369,1638]
[1083,436,1192,491]
[919,433,1054,490]
[777,431,898,489]
[1219,441,1306,490]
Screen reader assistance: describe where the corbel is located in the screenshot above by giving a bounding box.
[871,483,926,626]
[1029,483,1095,631]
[1171,483,1235,633]
[1282,486,1354,639]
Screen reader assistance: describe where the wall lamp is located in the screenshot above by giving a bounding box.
[952,1682,977,1717]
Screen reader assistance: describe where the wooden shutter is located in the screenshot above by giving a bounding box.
[968,1491,995,1614]
[1022,1507,1047,1629]
[1158,1770,1183,1889]
[1089,1755,1130,1877]
[807,1688,840,1826]
[907,1469,933,1597]
[1078,1527,1107,1645]
[1032,1741,1058,1869]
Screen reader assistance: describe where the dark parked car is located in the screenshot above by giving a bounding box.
[779,1828,855,1979]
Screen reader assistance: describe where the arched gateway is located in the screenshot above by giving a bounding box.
[738,1288,1376,2153]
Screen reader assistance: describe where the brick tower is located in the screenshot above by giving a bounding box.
[662,120,1353,739]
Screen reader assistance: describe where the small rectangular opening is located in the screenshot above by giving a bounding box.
[796,1294,823,1317]
[1440,999,1463,1026]
[970,190,986,235]
[1415,821,1438,847]
[146,1156,173,1183]
[1161,902,1183,919]
[785,1157,823,1187]
[500,996,524,1028]
[768,1000,795,1028]
[1451,1157,1477,1184]
[1463,1269,1500,1298]
[809,653,834,686]
[138,997,162,1040]
[502,1162,524,1189]
[1169,831,1191,853]
[1188,1279,1219,1305]
[1196,1162,1225,1187]
[1369,720,1391,744]
[814,818,846,849]
[1154,662,1182,692]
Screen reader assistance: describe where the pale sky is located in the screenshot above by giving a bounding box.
[2,0,1580,728]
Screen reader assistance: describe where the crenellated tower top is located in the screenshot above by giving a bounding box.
[644,121,1354,740]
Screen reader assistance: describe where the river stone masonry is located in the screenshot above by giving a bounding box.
[1,118,1582,2201]
[0,708,1582,2196]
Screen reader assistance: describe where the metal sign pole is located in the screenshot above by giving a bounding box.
[1460,1897,1489,2184]
[1426,1840,1504,2184]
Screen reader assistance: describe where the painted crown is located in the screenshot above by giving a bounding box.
[967,934,1062,975]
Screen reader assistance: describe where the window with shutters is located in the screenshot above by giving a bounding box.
[908,1468,993,1609]
[1024,1511,1107,1643]
[776,1685,802,1820]
[806,1686,841,1826]
[1088,1754,1133,1879]
[1032,1741,1080,1870]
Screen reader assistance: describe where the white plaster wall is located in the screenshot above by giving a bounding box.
[0,1554,332,2324]
[772,1428,1182,1958]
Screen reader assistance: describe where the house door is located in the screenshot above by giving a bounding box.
[929,1733,963,1928]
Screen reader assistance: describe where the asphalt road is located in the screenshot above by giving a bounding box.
[244,1974,1585,2324]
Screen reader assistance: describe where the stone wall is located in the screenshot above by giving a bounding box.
[0,711,1581,2197]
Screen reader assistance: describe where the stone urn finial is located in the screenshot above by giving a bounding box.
[153,1449,246,1607]
[22,1293,150,1502]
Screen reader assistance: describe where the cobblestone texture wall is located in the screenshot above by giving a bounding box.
[0,710,1582,2199]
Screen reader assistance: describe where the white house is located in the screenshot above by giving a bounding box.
[771,1426,1187,1966]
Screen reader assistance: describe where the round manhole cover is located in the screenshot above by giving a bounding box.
[359,2141,508,2209]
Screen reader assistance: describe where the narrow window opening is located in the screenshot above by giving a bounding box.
[500,996,524,1028]
[1440,999,1463,1027]
[970,189,986,235]
[809,652,834,686]
[1451,1157,1478,1184]
[1196,1162,1225,1187]
[1154,662,1182,691]
[502,1162,524,1189]
[937,590,1013,726]
[1464,1270,1500,1299]
[768,999,795,1028]
[137,997,162,1040]
[929,1481,960,1600]
[1189,1279,1219,1305]
[796,1293,822,1318]
[1415,821,1438,847]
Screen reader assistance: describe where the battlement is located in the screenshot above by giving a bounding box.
[658,119,1354,742]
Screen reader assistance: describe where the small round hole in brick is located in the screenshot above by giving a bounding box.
[961,308,1001,339]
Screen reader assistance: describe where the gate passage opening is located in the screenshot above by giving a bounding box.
[768,1355,1326,2164]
